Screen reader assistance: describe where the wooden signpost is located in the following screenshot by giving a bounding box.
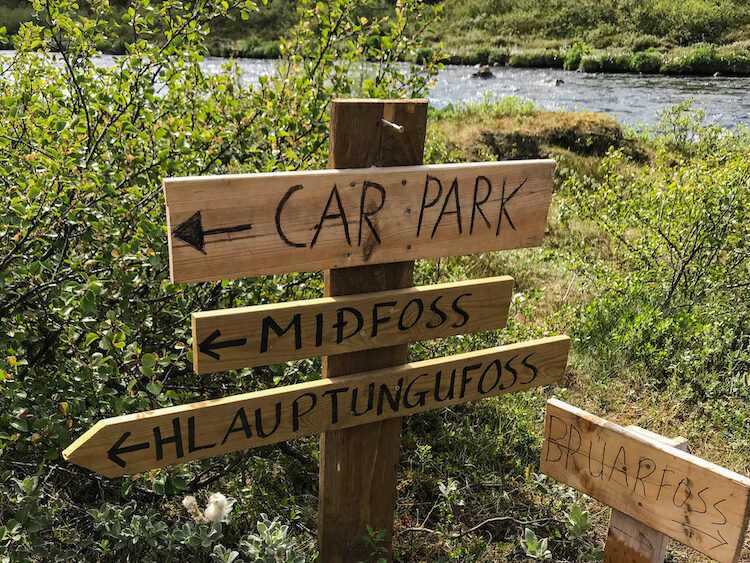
[605,427,689,563]
[192,276,514,373]
[540,399,750,563]
[164,160,556,283]
[63,98,568,562]
[62,336,569,478]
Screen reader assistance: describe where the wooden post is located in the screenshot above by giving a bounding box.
[318,98,428,562]
[603,426,689,563]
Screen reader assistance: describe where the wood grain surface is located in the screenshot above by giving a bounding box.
[317,98,425,562]
[541,399,750,563]
[62,335,570,478]
[163,158,556,283]
[604,427,689,563]
[191,276,514,373]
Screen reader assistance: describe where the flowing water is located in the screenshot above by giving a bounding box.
[206,57,750,128]
[4,51,748,127]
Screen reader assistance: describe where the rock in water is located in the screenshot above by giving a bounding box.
[473,65,494,79]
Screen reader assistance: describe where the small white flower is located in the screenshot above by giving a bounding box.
[204,492,232,523]
[182,495,197,511]
[182,495,206,523]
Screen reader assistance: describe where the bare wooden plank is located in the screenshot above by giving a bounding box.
[318,98,425,563]
[192,276,514,373]
[604,427,688,563]
[62,335,570,478]
[163,159,556,283]
[540,399,750,563]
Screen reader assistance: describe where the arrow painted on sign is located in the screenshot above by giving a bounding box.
[107,431,150,468]
[199,329,248,361]
[672,521,728,550]
[172,211,252,254]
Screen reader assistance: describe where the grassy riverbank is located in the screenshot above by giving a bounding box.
[3,0,750,75]
[412,97,750,561]
[430,0,750,74]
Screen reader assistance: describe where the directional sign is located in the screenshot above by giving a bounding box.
[191,276,514,373]
[172,211,253,255]
[540,399,750,563]
[164,160,556,283]
[63,335,569,477]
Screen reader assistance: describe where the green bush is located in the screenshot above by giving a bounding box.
[0,0,440,560]
[622,32,662,52]
[565,104,750,425]
[475,46,491,64]
[631,0,741,45]
[579,52,632,72]
[563,42,589,70]
[488,47,510,65]
[721,50,750,75]
[0,4,33,35]
[431,93,538,122]
[508,49,563,68]
[416,46,434,64]
[660,44,726,75]
[630,49,662,73]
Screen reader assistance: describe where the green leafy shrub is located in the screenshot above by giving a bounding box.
[565,104,750,441]
[579,52,632,72]
[521,527,551,560]
[622,32,662,52]
[240,513,305,563]
[416,46,434,64]
[720,50,750,75]
[630,48,662,73]
[0,0,440,560]
[680,44,718,73]
[658,44,739,75]
[488,47,510,65]
[564,504,594,539]
[0,4,33,46]
[563,41,590,70]
[508,49,563,68]
[631,0,741,45]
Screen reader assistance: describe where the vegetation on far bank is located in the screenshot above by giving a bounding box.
[1,0,748,561]
[2,0,750,75]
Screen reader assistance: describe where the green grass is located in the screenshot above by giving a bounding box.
[408,98,750,561]
[3,0,750,75]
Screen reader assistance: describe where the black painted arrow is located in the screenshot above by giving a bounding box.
[199,329,247,361]
[672,521,728,550]
[107,431,150,468]
[172,211,252,254]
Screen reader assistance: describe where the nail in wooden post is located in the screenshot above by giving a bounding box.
[318,98,428,562]
[603,426,689,563]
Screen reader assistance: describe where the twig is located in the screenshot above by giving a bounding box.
[395,515,559,539]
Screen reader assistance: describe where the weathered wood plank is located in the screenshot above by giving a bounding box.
[540,400,750,563]
[604,427,688,563]
[317,98,425,563]
[191,276,514,373]
[163,159,556,283]
[62,335,570,478]
[63,336,569,477]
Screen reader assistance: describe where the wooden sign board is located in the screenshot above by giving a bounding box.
[63,335,569,477]
[192,276,514,373]
[540,399,750,563]
[605,427,689,563]
[164,160,556,283]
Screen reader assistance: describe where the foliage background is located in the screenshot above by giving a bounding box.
[0,1,748,562]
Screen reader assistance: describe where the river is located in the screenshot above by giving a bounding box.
[203,57,750,128]
[4,51,748,127]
